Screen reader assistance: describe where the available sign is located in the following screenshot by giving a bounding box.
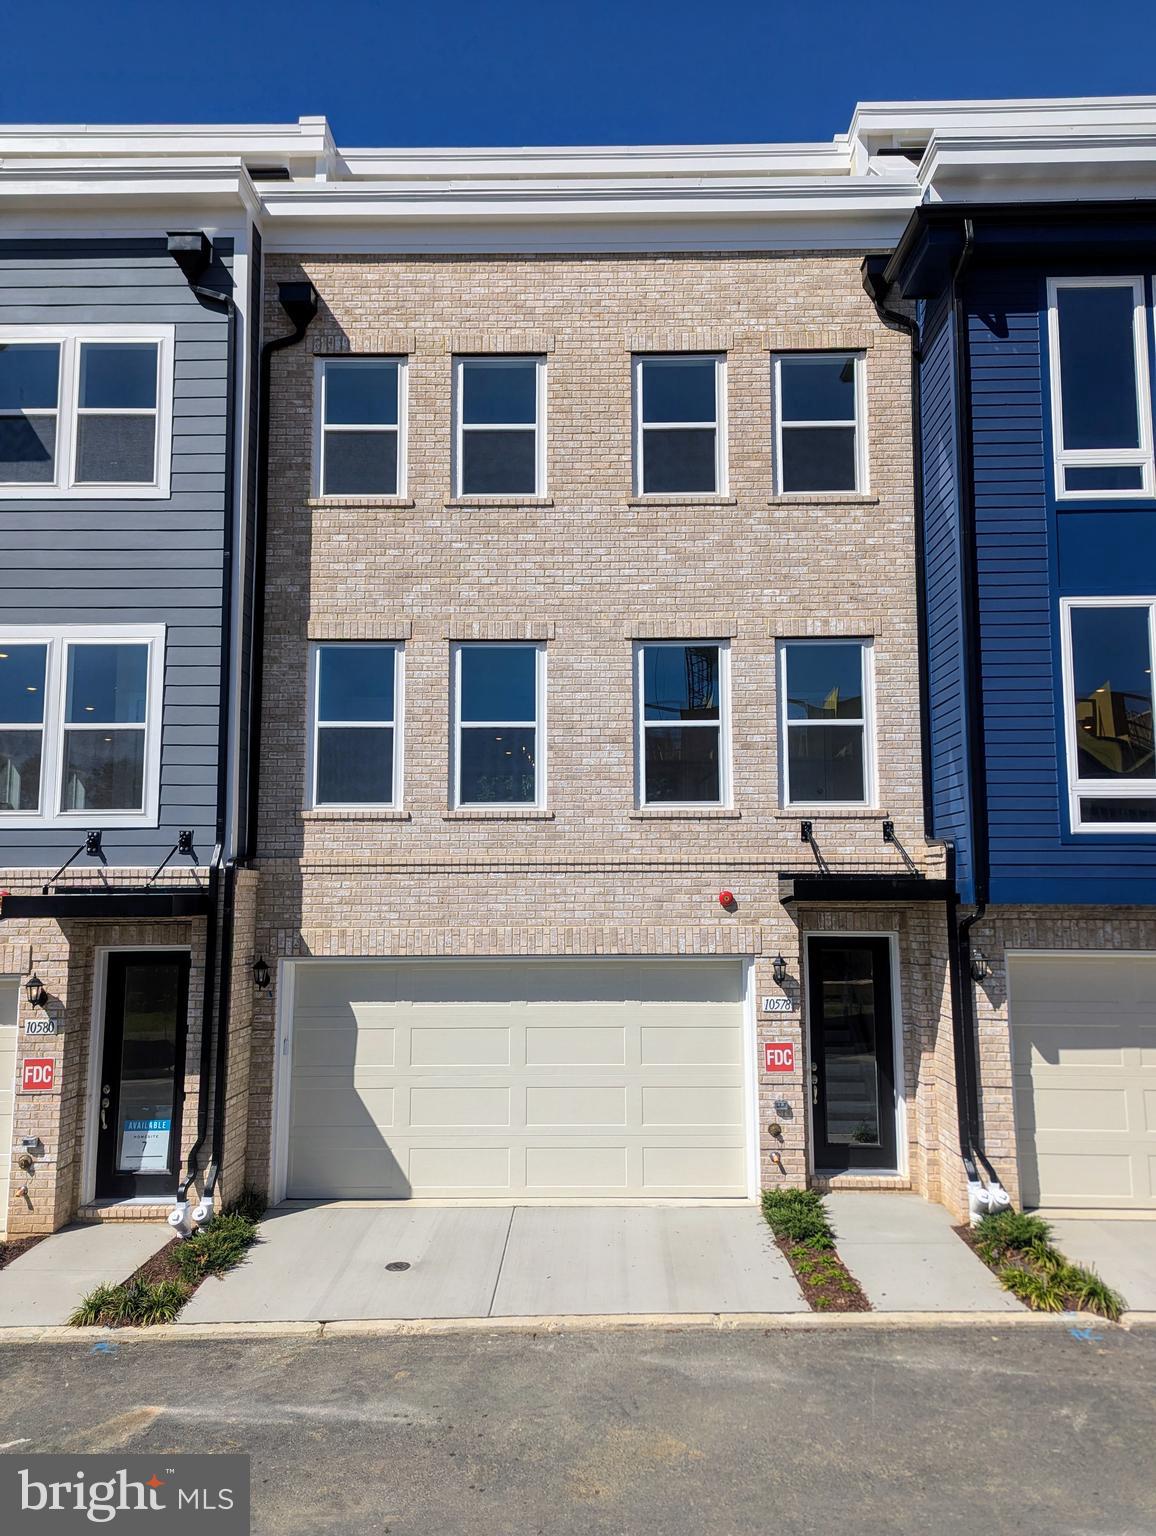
[119,1117,172,1173]
[20,1057,54,1092]
[763,1041,795,1074]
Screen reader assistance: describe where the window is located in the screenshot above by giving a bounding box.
[1062,599,1156,830]
[0,626,164,826]
[455,357,544,497]
[780,640,873,806]
[310,644,401,808]
[316,357,405,497]
[453,643,544,806]
[635,355,723,495]
[1047,279,1154,499]
[774,353,865,493]
[637,642,728,805]
[0,327,173,496]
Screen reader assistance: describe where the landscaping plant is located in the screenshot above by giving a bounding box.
[69,1276,190,1328]
[760,1188,869,1311]
[970,1210,1124,1321]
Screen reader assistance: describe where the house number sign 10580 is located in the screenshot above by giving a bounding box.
[761,996,795,1014]
[24,1018,57,1036]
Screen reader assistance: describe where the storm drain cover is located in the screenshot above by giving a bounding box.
[385,1261,411,1272]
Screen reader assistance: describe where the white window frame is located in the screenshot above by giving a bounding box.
[0,624,164,828]
[0,325,174,498]
[452,641,546,809]
[633,353,727,496]
[773,351,868,496]
[312,356,407,499]
[635,640,732,809]
[1059,595,1156,833]
[453,356,546,498]
[306,642,404,811]
[1046,277,1154,501]
[778,637,876,810]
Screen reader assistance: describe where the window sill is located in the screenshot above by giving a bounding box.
[767,494,879,506]
[299,808,411,821]
[629,807,742,820]
[627,496,738,508]
[442,808,555,821]
[774,807,883,820]
[307,497,415,509]
[443,497,554,509]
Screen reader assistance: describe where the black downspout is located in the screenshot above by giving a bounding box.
[862,257,933,835]
[198,282,318,1203]
[174,257,237,1204]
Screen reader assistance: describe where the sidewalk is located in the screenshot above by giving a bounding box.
[0,1223,170,1327]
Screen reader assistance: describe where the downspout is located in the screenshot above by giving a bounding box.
[190,282,318,1221]
[947,219,1007,1217]
[166,240,238,1233]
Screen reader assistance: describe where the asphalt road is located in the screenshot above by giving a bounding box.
[1,1325,1154,1535]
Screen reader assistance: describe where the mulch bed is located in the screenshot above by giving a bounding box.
[774,1235,871,1312]
[125,1236,186,1289]
[0,1235,47,1271]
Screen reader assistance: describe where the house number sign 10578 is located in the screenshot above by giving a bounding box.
[761,996,795,1014]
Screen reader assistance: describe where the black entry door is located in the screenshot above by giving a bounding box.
[807,937,897,1171]
[95,952,190,1200]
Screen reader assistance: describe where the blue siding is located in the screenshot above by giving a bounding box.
[0,238,233,868]
[919,291,975,900]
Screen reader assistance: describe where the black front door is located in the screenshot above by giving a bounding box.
[807,937,897,1172]
[95,952,190,1200]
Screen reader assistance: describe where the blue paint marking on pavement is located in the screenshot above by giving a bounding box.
[89,1340,117,1354]
[1068,1327,1103,1343]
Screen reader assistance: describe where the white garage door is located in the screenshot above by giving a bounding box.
[0,981,18,1235]
[1010,953,1156,1211]
[285,959,749,1199]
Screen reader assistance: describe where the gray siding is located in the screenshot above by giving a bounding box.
[0,237,233,867]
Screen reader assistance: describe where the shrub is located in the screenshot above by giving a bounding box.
[975,1210,1052,1257]
[761,1188,835,1250]
[69,1277,190,1328]
[999,1266,1066,1312]
[173,1210,257,1285]
[1062,1265,1124,1323]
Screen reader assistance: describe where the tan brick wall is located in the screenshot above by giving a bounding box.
[247,248,953,1203]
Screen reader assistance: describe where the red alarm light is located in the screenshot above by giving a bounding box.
[719,889,735,908]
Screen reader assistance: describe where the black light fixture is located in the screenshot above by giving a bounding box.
[24,972,46,1008]
[252,956,271,991]
[772,954,788,987]
[970,949,992,983]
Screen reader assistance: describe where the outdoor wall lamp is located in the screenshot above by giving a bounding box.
[970,949,992,983]
[252,956,271,991]
[24,972,46,1008]
[772,954,788,987]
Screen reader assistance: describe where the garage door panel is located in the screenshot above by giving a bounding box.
[409,1086,511,1128]
[287,959,749,1200]
[1011,953,1156,1211]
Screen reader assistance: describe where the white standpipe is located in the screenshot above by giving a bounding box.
[168,1201,195,1237]
[190,1195,215,1226]
[967,1179,992,1226]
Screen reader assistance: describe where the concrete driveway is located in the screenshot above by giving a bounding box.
[180,1203,807,1323]
[1049,1219,1156,1312]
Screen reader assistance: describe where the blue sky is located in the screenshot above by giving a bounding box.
[4,0,1155,146]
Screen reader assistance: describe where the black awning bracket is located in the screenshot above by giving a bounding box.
[42,830,106,895]
[146,830,200,888]
[882,819,920,877]
[799,820,831,876]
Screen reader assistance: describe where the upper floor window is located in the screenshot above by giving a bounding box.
[455,357,544,497]
[635,355,724,495]
[636,641,729,805]
[0,626,164,827]
[316,357,405,497]
[1062,598,1156,831]
[309,643,401,808]
[453,642,544,807]
[780,639,873,806]
[1047,279,1154,499]
[0,327,173,498]
[774,353,865,494]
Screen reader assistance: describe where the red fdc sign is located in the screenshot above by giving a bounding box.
[21,1057,54,1092]
[764,1041,794,1074]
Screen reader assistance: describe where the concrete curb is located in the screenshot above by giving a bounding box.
[0,1308,1138,1343]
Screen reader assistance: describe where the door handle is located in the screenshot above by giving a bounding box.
[100,1084,111,1132]
[810,1062,819,1105]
